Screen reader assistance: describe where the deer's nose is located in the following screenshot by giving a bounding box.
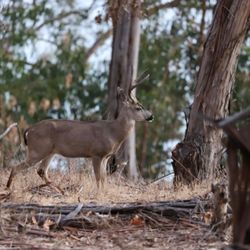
[146,115,154,122]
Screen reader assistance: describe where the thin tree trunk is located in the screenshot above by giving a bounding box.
[172,0,250,184]
[139,122,149,174]
[107,0,141,179]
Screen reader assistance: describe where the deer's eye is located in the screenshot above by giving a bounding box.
[136,107,141,111]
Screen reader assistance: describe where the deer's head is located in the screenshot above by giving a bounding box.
[117,71,153,122]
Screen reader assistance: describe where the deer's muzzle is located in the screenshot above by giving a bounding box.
[146,115,154,122]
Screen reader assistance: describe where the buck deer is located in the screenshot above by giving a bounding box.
[6,74,153,193]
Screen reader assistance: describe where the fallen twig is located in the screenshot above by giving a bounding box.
[0,123,18,140]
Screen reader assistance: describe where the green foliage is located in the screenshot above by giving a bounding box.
[137,1,207,174]
[0,0,249,178]
[0,0,106,125]
[231,40,250,111]
[136,1,249,177]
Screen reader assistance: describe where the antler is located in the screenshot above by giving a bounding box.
[129,70,150,100]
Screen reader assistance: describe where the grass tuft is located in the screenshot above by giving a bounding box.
[0,159,212,205]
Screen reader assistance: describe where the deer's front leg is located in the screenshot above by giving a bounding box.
[92,157,102,188]
[100,157,110,186]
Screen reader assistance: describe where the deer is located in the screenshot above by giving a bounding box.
[6,73,153,193]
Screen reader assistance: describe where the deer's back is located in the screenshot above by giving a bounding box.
[24,119,117,158]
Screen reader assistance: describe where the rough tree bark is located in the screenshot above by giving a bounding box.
[107,0,141,179]
[172,0,250,184]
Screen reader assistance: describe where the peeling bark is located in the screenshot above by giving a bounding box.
[172,0,250,184]
[107,0,141,179]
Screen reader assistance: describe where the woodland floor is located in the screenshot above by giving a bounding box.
[0,166,229,249]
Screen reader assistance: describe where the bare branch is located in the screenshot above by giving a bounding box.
[144,0,214,16]
[0,123,18,140]
[217,108,250,128]
[144,0,181,16]
[85,29,113,60]
[34,10,87,31]
[37,37,58,46]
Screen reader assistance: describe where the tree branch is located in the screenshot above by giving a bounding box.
[0,123,18,140]
[85,29,113,60]
[85,1,214,60]
[144,0,181,16]
[144,0,214,16]
[34,10,88,31]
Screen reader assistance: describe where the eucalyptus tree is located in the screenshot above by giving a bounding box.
[172,0,250,184]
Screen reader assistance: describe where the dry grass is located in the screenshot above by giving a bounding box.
[0,162,228,250]
[0,161,211,205]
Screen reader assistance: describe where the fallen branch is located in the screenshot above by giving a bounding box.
[0,198,226,250]
[0,123,18,140]
[1,199,211,230]
[149,172,174,184]
[2,199,207,214]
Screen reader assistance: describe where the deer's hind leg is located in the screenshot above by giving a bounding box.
[92,156,110,189]
[36,155,64,194]
[37,154,53,184]
[100,157,110,186]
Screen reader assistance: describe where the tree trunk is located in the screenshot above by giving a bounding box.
[107,0,141,179]
[139,122,149,174]
[172,0,250,185]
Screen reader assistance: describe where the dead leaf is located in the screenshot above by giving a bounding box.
[43,219,55,231]
[31,216,38,225]
[130,214,144,226]
[203,211,213,224]
[63,226,79,233]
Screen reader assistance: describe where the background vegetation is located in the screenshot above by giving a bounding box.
[0,0,249,178]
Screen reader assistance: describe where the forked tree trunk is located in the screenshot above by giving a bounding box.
[172,0,250,184]
[107,0,141,179]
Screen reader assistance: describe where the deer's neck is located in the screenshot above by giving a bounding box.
[113,110,134,142]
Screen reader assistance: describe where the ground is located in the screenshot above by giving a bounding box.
[0,166,229,249]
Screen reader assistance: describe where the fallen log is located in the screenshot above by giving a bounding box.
[1,198,209,229]
[0,199,207,215]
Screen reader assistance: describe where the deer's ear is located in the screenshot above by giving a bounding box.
[117,87,128,102]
